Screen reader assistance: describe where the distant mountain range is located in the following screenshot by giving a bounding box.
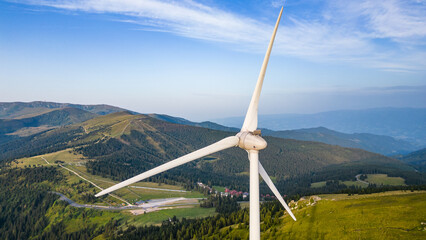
[148,114,239,133]
[0,108,97,135]
[149,114,418,156]
[0,101,129,144]
[213,108,426,147]
[0,102,422,156]
[262,127,417,156]
[0,101,128,119]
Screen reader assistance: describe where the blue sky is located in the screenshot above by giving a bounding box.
[1,0,425,121]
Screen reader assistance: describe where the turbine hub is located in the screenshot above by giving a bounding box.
[236,131,267,151]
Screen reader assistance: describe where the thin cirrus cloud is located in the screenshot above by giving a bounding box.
[17,0,426,71]
[330,0,426,40]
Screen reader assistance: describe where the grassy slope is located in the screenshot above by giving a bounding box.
[271,192,426,240]
[222,191,426,240]
[367,174,406,186]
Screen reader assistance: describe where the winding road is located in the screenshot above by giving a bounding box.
[355,174,370,185]
[50,192,199,211]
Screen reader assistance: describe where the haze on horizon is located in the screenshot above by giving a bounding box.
[1,0,425,121]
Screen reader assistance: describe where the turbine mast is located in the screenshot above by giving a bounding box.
[249,150,261,239]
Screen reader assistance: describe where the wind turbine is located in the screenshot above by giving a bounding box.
[95,7,295,239]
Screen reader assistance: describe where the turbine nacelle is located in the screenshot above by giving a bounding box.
[236,131,267,151]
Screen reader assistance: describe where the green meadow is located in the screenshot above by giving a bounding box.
[262,191,426,240]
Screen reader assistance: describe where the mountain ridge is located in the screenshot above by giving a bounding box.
[213,107,426,147]
[0,103,420,156]
[147,114,418,155]
[0,101,131,119]
[397,148,426,172]
[0,112,415,185]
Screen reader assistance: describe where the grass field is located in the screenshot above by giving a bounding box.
[366,174,406,186]
[12,148,86,168]
[342,180,368,187]
[129,206,217,227]
[311,174,406,189]
[310,181,327,188]
[213,185,226,192]
[311,180,368,188]
[263,191,426,240]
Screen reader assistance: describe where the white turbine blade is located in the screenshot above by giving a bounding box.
[241,7,284,132]
[259,162,296,221]
[95,136,239,197]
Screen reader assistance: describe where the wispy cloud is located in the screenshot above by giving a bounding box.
[330,0,426,40]
[13,0,426,71]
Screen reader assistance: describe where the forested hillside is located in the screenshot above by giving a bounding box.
[398,148,426,172]
[0,167,63,239]
[1,111,421,196]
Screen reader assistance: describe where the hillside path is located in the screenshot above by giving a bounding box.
[355,174,370,185]
[41,157,131,205]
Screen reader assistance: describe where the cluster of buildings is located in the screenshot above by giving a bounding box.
[223,188,249,199]
[197,182,303,201]
[197,182,249,199]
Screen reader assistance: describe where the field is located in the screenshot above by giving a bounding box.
[311,174,406,189]
[12,148,86,168]
[310,181,327,188]
[366,174,406,186]
[342,180,368,187]
[213,185,226,192]
[262,191,426,239]
[128,206,217,227]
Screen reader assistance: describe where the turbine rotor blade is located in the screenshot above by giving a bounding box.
[241,7,283,132]
[95,136,239,197]
[259,162,296,221]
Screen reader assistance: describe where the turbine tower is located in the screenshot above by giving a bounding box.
[96,7,295,239]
